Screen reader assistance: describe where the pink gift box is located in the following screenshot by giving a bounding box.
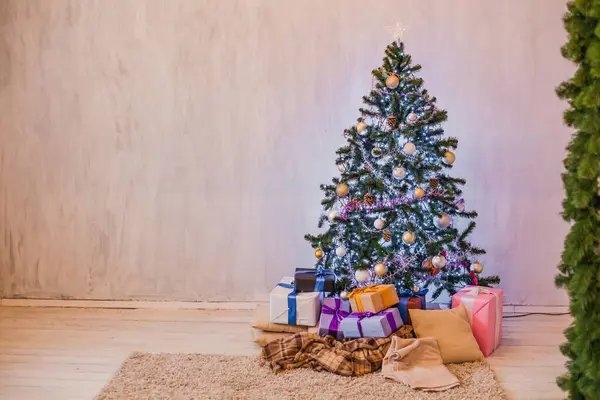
[451,286,503,357]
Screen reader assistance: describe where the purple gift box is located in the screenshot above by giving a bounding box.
[318,298,351,340]
[339,307,403,338]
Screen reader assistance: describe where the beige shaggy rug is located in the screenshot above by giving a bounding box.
[96,352,506,400]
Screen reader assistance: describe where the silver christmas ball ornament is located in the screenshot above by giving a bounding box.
[328,210,338,222]
[355,269,370,283]
[392,166,406,179]
[403,142,416,155]
[374,218,385,230]
[432,255,447,268]
[406,113,418,123]
[336,247,346,257]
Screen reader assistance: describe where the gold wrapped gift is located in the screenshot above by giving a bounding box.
[348,284,400,313]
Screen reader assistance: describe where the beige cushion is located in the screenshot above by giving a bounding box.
[252,304,308,333]
[409,304,484,364]
[253,331,294,346]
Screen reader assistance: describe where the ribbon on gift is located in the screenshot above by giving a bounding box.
[457,286,501,349]
[277,282,297,325]
[347,284,387,312]
[321,298,350,337]
[398,288,428,325]
[295,266,336,292]
[353,312,373,337]
[349,309,399,337]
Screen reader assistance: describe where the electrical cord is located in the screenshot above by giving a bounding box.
[503,312,570,319]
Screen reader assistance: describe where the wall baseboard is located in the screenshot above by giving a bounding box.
[0,298,570,314]
[0,298,261,310]
[502,305,569,314]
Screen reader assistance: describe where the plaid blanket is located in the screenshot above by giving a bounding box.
[261,325,414,376]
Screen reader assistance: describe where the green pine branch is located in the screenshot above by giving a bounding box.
[554,2,600,398]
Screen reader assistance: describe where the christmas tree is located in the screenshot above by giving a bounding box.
[305,40,500,300]
[555,1,600,398]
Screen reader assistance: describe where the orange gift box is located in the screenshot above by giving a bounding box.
[348,284,400,314]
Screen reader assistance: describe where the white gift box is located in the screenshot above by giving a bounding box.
[269,277,321,326]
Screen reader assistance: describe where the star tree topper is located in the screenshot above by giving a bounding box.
[384,21,409,42]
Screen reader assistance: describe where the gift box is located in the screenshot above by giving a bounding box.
[339,307,403,338]
[318,298,351,340]
[451,286,503,356]
[294,267,336,293]
[348,284,400,314]
[269,277,321,326]
[398,288,428,325]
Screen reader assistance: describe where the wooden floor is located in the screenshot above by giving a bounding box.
[0,306,569,400]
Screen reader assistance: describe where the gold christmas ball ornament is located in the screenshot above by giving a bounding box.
[414,187,425,198]
[413,285,420,293]
[356,121,368,135]
[374,218,385,230]
[385,74,400,89]
[471,261,484,274]
[355,269,370,283]
[403,142,416,155]
[382,230,392,242]
[402,231,416,244]
[340,290,349,300]
[374,263,388,276]
[336,183,349,197]
[393,166,406,179]
[432,255,447,268]
[364,193,375,206]
[444,151,456,165]
[337,162,348,172]
[328,210,338,222]
[434,213,451,228]
[336,247,346,257]
[371,147,383,157]
[406,113,418,124]
[315,248,324,259]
